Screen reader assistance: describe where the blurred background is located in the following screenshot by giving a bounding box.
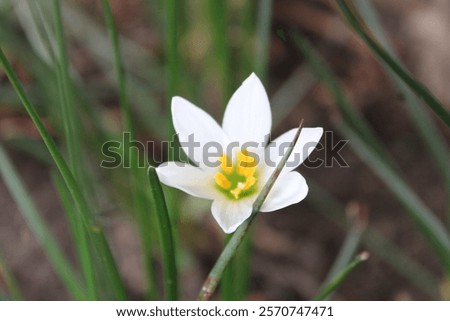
[0,0,449,300]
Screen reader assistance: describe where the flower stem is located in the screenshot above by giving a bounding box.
[197,121,304,301]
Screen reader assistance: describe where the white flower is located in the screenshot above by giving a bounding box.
[156,73,323,233]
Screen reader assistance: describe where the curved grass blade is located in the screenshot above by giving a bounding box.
[254,0,272,82]
[197,121,304,301]
[353,0,450,228]
[289,31,395,168]
[101,0,158,299]
[313,252,369,300]
[52,0,97,300]
[336,0,450,128]
[0,47,127,300]
[208,0,231,102]
[318,206,366,300]
[0,248,23,300]
[337,122,450,273]
[287,31,450,274]
[147,167,178,300]
[0,144,84,299]
[307,181,440,298]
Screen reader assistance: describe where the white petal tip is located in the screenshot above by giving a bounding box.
[171,96,186,114]
[245,72,262,85]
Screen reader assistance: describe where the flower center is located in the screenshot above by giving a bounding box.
[214,150,258,200]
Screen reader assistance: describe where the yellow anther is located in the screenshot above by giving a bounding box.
[236,151,257,177]
[219,154,233,175]
[214,172,231,190]
[243,176,256,189]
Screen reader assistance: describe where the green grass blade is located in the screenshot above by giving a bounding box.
[318,210,365,300]
[0,144,84,299]
[220,234,235,300]
[254,0,272,82]
[0,288,10,301]
[51,171,96,300]
[198,122,304,301]
[289,32,394,167]
[52,0,97,300]
[161,0,182,299]
[101,0,158,300]
[147,167,178,300]
[0,47,127,300]
[232,229,253,300]
[0,248,23,300]
[337,122,450,273]
[57,1,164,135]
[353,0,450,227]
[208,0,231,102]
[336,0,450,128]
[289,31,450,274]
[100,0,131,133]
[307,182,440,298]
[313,252,369,300]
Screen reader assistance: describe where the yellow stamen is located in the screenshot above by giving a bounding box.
[244,176,256,189]
[214,172,231,190]
[236,151,257,177]
[215,151,258,200]
[219,154,233,174]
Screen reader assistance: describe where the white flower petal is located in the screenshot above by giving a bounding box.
[172,97,229,168]
[211,199,253,233]
[260,171,308,212]
[265,127,323,174]
[156,162,219,200]
[222,73,271,147]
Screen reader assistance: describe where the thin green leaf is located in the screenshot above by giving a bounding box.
[288,31,450,274]
[337,122,450,273]
[289,31,394,168]
[313,252,369,301]
[353,0,450,227]
[147,167,178,300]
[0,248,23,300]
[220,234,235,300]
[254,0,272,82]
[208,0,231,102]
[318,207,366,300]
[197,121,304,301]
[0,144,84,299]
[51,171,96,300]
[336,0,450,127]
[162,0,182,291]
[52,0,97,300]
[101,0,158,300]
[307,182,440,298]
[0,47,127,299]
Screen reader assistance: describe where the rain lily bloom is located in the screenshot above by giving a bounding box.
[156,73,323,233]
